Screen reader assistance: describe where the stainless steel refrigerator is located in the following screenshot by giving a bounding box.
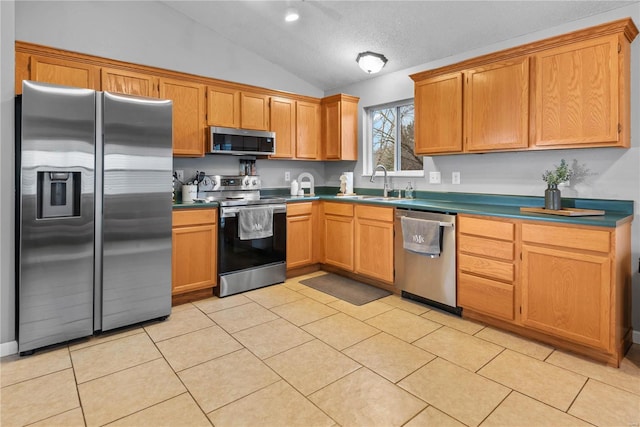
[16,80,173,354]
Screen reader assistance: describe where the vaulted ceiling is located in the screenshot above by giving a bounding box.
[163,1,635,92]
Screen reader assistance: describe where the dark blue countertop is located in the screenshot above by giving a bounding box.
[175,187,634,228]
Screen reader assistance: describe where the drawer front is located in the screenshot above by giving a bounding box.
[287,202,313,217]
[522,223,610,253]
[458,272,514,321]
[173,208,217,227]
[323,201,354,217]
[459,215,514,241]
[355,205,394,222]
[458,234,514,260]
[459,253,514,282]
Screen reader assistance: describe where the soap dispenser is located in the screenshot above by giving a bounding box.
[405,182,414,199]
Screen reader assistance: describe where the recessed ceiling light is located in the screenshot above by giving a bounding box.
[356,51,388,74]
[285,7,299,22]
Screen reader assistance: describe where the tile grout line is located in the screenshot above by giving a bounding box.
[141,325,214,426]
[476,389,515,427]
[66,345,88,427]
[6,280,638,427]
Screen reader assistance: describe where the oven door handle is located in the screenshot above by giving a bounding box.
[220,204,287,218]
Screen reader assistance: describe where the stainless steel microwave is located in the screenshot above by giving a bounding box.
[208,126,276,156]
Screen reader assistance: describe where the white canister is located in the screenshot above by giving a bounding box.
[182,184,197,203]
[343,172,354,194]
[290,179,299,196]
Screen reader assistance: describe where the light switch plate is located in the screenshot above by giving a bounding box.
[452,172,461,185]
[429,171,441,184]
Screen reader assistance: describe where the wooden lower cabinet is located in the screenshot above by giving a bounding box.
[458,215,516,321]
[521,243,611,351]
[320,202,394,284]
[286,202,316,269]
[458,213,632,367]
[322,202,354,271]
[172,209,217,295]
[354,205,394,283]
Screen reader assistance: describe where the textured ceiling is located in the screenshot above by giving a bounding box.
[162,1,635,92]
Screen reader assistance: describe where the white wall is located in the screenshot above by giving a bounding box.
[327,3,640,331]
[172,156,327,193]
[0,0,16,353]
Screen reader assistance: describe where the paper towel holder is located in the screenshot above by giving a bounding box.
[338,174,356,196]
[297,172,315,196]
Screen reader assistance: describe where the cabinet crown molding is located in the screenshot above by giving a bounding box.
[410,17,637,82]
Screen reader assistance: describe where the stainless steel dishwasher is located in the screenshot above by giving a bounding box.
[394,209,461,315]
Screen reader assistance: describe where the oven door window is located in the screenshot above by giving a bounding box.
[218,211,286,274]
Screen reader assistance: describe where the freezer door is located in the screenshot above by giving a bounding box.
[18,81,96,353]
[99,92,173,331]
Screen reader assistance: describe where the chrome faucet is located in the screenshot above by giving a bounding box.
[370,164,390,197]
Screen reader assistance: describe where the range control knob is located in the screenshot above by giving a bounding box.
[242,176,250,187]
[251,178,258,187]
[199,176,214,191]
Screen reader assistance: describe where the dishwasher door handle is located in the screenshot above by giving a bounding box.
[396,214,455,228]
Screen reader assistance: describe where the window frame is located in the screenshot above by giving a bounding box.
[363,98,424,178]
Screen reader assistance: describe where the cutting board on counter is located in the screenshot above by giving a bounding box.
[520,207,605,216]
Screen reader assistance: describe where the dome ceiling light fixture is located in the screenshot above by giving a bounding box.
[356,51,388,74]
[284,7,299,22]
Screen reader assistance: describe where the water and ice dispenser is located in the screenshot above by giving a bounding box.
[37,171,81,218]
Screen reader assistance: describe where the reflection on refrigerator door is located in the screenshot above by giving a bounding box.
[16,81,173,355]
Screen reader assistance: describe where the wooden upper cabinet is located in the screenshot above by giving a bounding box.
[270,96,296,158]
[532,35,621,148]
[15,52,30,94]
[296,100,321,159]
[322,94,359,161]
[101,67,158,97]
[206,86,270,131]
[410,18,637,154]
[414,72,463,155]
[240,91,270,131]
[207,85,240,128]
[465,58,529,151]
[29,55,100,91]
[159,78,206,157]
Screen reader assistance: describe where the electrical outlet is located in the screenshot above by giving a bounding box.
[284,171,291,182]
[452,171,461,185]
[429,171,441,184]
[175,170,184,182]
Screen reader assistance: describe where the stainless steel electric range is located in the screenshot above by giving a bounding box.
[197,175,287,297]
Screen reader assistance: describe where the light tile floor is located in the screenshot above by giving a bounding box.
[2,271,639,427]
